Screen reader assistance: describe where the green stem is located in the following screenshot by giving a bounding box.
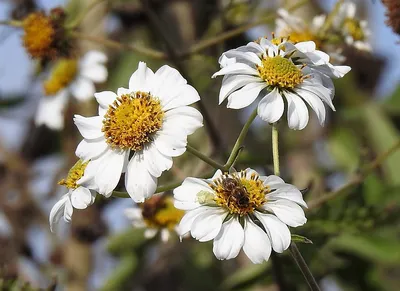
[271,124,320,291]
[65,0,109,29]
[224,108,258,170]
[318,0,344,37]
[289,244,321,291]
[186,145,225,170]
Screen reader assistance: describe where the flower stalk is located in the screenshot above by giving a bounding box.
[271,123,320,291]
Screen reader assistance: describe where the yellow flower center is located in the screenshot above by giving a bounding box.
[43,59,78,95]
[257,56,304,89]
[102,92,164,151]
[58,160,88,190]
[141,196,184,230]
[22,12,55,59]
[210,172,269,216]
[343,18,365,41]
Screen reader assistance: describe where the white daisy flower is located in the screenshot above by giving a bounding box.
[212,37,351,130]
[75,62,203,202]
[35,50,108,130]
[49,160,96,232]
[125,194,184,242]
[174,168,307,264]
[333,1,371,51]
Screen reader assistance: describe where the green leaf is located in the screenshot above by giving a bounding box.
[220,262,271,290]
[291,234,313,244]
[107,228,146,255]
[100,253,138,291]
[327,128,360,172]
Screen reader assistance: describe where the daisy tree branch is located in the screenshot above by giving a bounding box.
[180,0,310,58]
[0,20,22,27]
[139,0,223,152]
[65,0,110,29]
[271,123,321,291]
[307,139,400,211]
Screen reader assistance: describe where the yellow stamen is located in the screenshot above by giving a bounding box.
[58,160,89,190]
[257,56,304,89]
[22,12,55,59]
[211,172,269,216]
[141,196,184,230]
[102,92,164,151]
[43,59,78,95]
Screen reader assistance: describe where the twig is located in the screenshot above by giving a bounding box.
[307,139,400,210]
[187,145,225,170]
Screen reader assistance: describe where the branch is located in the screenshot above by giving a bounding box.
[307,139,400,210]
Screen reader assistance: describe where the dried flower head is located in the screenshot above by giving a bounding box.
[382,0,400,35]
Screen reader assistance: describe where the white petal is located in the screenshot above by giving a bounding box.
[94,149,126,196]
[177,207,211,236]
[257,88,284,123]
[163,106,203,135]
[35,91,68,130]
[73,115,103,140]
[300,81,335,110]
[117,87,130,96]
[295,88,326,125]
[295,41,316,53]
[174,177,213,210]
[63,198,74,222]
[143,143,173,177]
[267,184,307,208]
[151,65,187,96]
[75,138,108,162]
[80,50,107,67]
[70,187,94,209]
[160,84,200,111]
[191,208,226,242]
[128,62,155,92]
[124,208,143,220]
[264,200,307,227]
[255,212,291,253]
[69,77,96,101]
[161,229,170,242]
[243,219,272,264]
[81,64,108,83]
[222,50,261,66]
[213,218,244,260]
[227,82,266,109]
[94,91,117,111]
[212,63,259,78]
[49,194,69,232]
[153,132,187,157]
[284,91,309,130]
[219,75,262,105]
[262,175,285,187]
[125,153,157,202]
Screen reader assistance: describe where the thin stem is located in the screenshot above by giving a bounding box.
[289,244,321,291]
[71,31,166,59]
[271,124,280,176]
[187,145,225,170]
[112,172,213,198]
[66,0,110,29]
[0,20,22,27]
[307,139,400,210]
[318,0,344,37]
[271,123,320,291]
[224,108,258,170]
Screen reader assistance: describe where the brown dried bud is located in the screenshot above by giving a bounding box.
[382,0,400,35]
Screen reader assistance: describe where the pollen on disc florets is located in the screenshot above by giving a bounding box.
[102,92,164,151]
[22,12,55,59]
[210,172,270,216]
[141,195,184,230]
[257,55,304,89]
[58,160,89,190]
[43,58,78,95]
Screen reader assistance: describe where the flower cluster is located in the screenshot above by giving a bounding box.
[46,3,353,265]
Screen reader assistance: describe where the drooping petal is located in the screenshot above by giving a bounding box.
[212,63,259,78]
[70,187,94,209]
[142,143,173,177]
[227,82,266,109]
[73,115,104,140]
[263,200,307,227]
[75,138,108,162]
[177,206,212,237]
[284,91,309,130]
[257,88,284,123]
[49,194,69,232]
[191,208,227,242]
[125,153,157,202]
[219,74,262,104]
[255,212,291,253]
[243,218,272,263]
[213,217,244,260]
[295,88,326,125]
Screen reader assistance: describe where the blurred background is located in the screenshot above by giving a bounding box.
[0,0,399,290]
